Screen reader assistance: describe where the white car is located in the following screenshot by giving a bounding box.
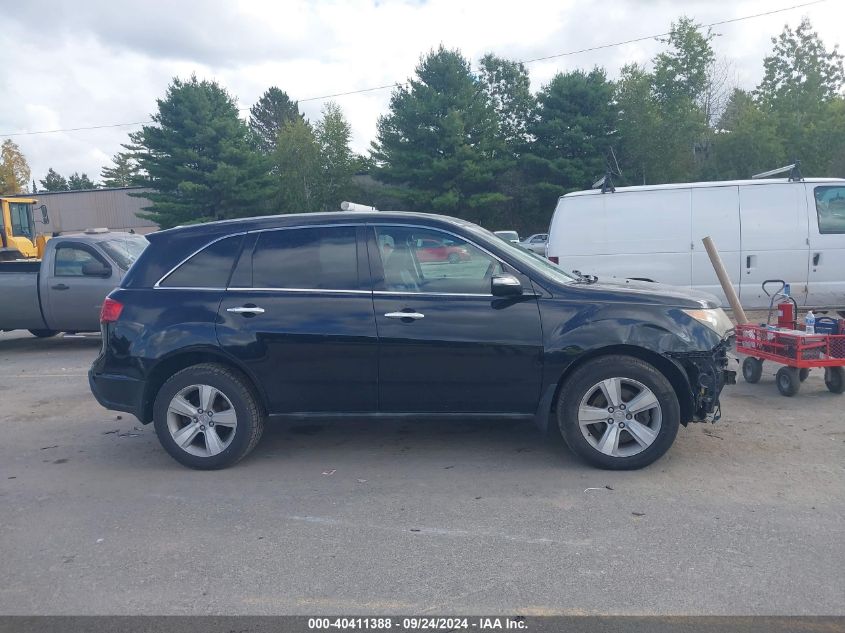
[546,177,845,310]
[520,233,548,254]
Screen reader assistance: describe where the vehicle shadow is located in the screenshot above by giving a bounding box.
[251,416,575,469]
[0,333,101,354]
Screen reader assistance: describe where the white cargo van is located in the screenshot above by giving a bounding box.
[546,178,845,310]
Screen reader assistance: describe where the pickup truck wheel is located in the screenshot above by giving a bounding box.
[153,363,264,470]
[557,355,680,470]
[28,329,59,338]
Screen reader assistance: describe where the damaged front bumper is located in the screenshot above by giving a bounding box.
[668,336,736,423]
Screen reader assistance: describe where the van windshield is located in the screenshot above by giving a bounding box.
[461,223,577,282]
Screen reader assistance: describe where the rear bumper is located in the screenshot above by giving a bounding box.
[88,369,145,422]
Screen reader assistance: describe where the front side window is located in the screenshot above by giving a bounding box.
[814,186,845,234]
[159,235,243,288]
[252,226,358,290]
[54,246,100,277]
[9,203,33,238]
[374,226,503,294]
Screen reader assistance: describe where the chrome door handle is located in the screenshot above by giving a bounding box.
[227,306,265,314]
[385,311,424,320]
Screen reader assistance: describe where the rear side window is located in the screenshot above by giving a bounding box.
[814,186,845,234]
[159,235,243,288]
[252,226,358,290]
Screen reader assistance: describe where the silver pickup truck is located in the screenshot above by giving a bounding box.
[0,231,148,337]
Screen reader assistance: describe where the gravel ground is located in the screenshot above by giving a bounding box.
[0,330,842,615]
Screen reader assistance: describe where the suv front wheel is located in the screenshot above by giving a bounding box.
[153,363,265,470]
[557,355,681,470]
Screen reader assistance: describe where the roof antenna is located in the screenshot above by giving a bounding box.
[752,161,803,182]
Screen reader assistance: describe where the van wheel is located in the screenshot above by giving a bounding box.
[825,367,845,394]
[742,357,763,383]
[29,329,58,338]
[556,356,680,470]
[153,363,264,470]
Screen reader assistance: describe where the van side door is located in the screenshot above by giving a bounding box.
[806,183,845,308]
[691,186,740,305]
[738,183,809,309]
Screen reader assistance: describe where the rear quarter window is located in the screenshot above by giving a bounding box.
[158,235,244,288]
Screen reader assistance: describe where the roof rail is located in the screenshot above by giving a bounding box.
[752,162,803,182]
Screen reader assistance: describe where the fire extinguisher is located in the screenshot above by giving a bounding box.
[763,280,798,330]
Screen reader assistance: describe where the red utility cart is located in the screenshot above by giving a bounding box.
[736,324,845,396]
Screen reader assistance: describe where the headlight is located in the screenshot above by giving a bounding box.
[682,308,735,338]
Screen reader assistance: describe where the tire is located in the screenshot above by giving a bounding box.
[153,363,265,470]
[776,367,800,397]
[799,368,810,382]
[29,329,58,338]
[448,253,460,264]
[824,367,845,394]
[742,357,763,384]
[556,355,681,470]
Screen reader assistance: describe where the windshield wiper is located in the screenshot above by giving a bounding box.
[571,270,598,284]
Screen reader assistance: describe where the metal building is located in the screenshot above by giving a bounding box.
[34,187,159,235]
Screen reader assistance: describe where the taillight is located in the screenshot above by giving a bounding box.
[549,256,559,264]
[100,297,124,323]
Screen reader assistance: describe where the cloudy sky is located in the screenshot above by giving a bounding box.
[1,0,840,186]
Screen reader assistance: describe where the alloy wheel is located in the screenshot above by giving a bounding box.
[166,384,238,457]
[577,377,663,458]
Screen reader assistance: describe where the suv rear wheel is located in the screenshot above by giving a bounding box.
[153,363,264,470]
[557,355,681,470]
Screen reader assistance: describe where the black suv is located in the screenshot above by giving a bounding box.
[89,212,735,470]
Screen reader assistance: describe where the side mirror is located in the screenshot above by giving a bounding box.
[491,273,522,297]
[39,205,49,224]
[82,262,112,278]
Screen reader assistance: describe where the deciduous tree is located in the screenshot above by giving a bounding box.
[0,139,31,194]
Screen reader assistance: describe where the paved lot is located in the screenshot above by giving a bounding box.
[0,329,842,615]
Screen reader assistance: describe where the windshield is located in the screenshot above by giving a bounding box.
[462,222,576,282]
[99,236,149,269]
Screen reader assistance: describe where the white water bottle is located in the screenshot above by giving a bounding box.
[805,310,815,335]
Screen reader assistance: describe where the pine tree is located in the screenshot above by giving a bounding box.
[40,168,69,192]
[68,173,97,190]
[372,46,506,224]
[101,152,144,187]
[249,87,303,153]
[132,76,272,228]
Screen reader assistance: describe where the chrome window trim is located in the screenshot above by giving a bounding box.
[226,287,370,295]
[154,232,247,289]
[153,221,517,292]
[372,290,494,298]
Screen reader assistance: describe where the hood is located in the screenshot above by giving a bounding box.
[568,277,722,309]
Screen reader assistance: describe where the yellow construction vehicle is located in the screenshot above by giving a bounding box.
[0,197,50,260]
